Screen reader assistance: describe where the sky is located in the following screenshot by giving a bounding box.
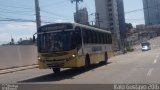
[0,0,144,44]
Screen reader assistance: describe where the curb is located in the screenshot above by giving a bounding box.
[0,65,38,75]
[114,51,123,56]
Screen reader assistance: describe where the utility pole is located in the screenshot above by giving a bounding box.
[91,21,94,26]
[35,0,41,31]
[96,13,101,28]
[71,0,83,23]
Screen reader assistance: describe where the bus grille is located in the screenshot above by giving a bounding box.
[44,59,66,67]
[42,53,68,57]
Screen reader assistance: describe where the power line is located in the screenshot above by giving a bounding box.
[0,19,51,24]
[0,0,33,9]
[125,19,144,21]
[41,10,73,20]
[0,1,53,25]
[42,0,68,8]
[0,13,35,23]
[0,3,34,10]
[0,0,73,24]
[2,1,157,25]
[0,17,51,24]
[0,10,34,16]
[126,18,160,20]
[0,7,34,16]
[41,15,72,22]
[125,5,160,14]
[0,7,33,13]
[125,8,143,14]
[0,17,35,22]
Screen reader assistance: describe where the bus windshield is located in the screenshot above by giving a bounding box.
[38,31,81,53]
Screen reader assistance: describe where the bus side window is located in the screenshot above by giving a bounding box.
[109,34,112,44]
[100,32,103,44]
[75,27,81,33]
[99,32,102,44]
[92,31,96,43]
[88,30,92,43]
[82,29,86,43]
[96,32,99,44]
[74,27,82,47]
[92,31,96,44]
[102,33,105,44]
[108,34,110,44]
[103,33,105,44]
[98,32,101,43]
[106,34,108,44]
[83,28,89,44]
[90,31,94,44]
[85,29,89,43]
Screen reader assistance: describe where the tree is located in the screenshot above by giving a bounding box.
[125,23,133,31]
[10,37,15,45]
[70,0,83,23]
[70,0,83,3]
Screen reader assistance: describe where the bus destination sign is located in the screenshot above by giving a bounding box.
[40,24,73,32]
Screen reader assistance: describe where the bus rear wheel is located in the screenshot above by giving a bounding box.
[102,52,108,65]
[52,68,60,74]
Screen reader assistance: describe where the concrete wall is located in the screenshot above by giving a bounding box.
[0,45,38,69]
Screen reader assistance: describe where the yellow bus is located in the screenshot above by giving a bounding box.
[34,23,113,73]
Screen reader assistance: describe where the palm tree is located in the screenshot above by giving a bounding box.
[70,0,83,23]
[71,0,83,3]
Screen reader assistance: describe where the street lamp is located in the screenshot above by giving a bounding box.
[90,13,101,28]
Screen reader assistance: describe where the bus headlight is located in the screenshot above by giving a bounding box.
[72,54,76,58]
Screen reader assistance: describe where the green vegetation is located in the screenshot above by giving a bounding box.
[126,46,134,52]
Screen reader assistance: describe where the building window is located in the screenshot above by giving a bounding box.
[109,13,112,16]
[110,27,114,31]
[108,8,112,12]
[108,4,112,7]
[110,23,114,26]
[109,18,113,21]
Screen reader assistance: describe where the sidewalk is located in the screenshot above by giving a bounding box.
[0,65,38,75]
[114,51,123,56]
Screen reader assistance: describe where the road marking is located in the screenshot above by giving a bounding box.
[153,55,159,64]
[147,68,153,76]
[153,59,157,64]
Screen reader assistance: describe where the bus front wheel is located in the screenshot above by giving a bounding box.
[84,55,90,70]
[52,68,60,74]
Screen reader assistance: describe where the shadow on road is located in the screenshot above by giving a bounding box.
[19,62,111,83]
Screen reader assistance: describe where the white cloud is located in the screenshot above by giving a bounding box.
[0,22,36,32]
[0,22,36,44]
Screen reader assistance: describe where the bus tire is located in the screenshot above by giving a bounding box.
[52,68,60,74]
[84,54,90,70]
[102,52,108,65]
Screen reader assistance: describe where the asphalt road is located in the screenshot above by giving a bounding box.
[0,45,160,84]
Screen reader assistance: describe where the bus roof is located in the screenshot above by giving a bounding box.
[40,22,111,34]
[73,23,111,33]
